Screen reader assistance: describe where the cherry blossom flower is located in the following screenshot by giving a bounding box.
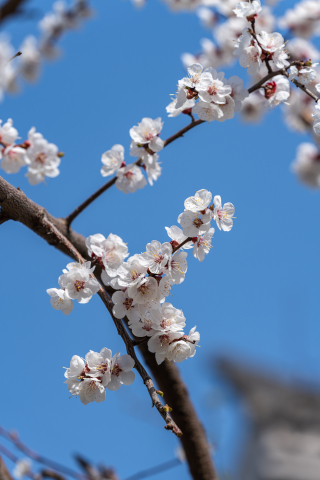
[166,326,200,362]
[46,288,74,315]
[148,331,182,365]
[115,163,147,194]
[128,276,160,305]
[0,118,18,144]
[151,302,186,333]
[106,351,135,391]
[291,142,320,188]
[224,76,249,111]
[216,95,236,122]
[165,225,193,250]
[19,36,40,82]
[193,228,215,262]
[167,251,188,284]
[178,210,211,237]
[139,240,172,274]
[86,233,128,279]
[64,355,85,381]
[85,348,112,387]
[312,103,320,135]
[13,459,32,479]
[159,276,174,301]
[101,144,124,177]
[58,263,100,304]
[192,101,223,122]
[260,76,290,109]
[166,97,195,117]
[77,377,106,405]
[240,93,266,122]
[212,195,235,231]
[25,127,61,185]
[129,117,164,153]
[256,31,286,54]
[233,1,262,19]
[197,68,232,104]
[128,309,158,337]
[197,7,217,29]
[0,144,29,174]
[239,42,262,75]
[184,189,212,212]
[289,64,318,85]
[117,255,148,288]
[144,153,162,186]
[112,290,141,322]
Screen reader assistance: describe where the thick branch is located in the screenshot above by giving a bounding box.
[0,175,217,479]
[0,0,28,22]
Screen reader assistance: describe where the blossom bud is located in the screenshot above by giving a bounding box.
[57,151,65,158]
[162,404,173,412]
[156,390,164,397]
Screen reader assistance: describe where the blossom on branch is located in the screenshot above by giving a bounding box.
[101,144,125,177]
[115,163,147,193]
[233,0,262,19]
[46,288,74,315]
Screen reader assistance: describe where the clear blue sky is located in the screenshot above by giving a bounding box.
[1,0,320,478]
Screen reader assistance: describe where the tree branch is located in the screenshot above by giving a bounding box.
[41,216,183,438]
[0,452,15,480]
[64,119,204,228]
[0,175,217,479]
[0,0,28,23]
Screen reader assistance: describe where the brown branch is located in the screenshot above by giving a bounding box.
[0,0,28,22]
[0,427,85,480]
[123,458,181,480]
[41,217,182,438]
[0,452,15,480]
[40,471,66,480]
[0,175,217,478]
[64,119,204,228]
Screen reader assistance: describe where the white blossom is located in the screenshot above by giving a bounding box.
[291,142,320,188]
[166,326,200,362]
[260,76,290,109]
[0,118,18,144]
[289,64,318,85]
[58,262,100,304]
[107,351,135,391]
[117,255,148,288]
[139,240,172,274]
[197,68,232,104]
[167,251,188,284]
[178,210,211,237]
[193,228,214,262]
[278,0,320,39]
[46,288,74,315]
[159,276,174,301]
[312,103,320,135]
[148,331,182,365]
[128,309,158,337]
[128,276,160,305]
[0,144,28,174]
[192,101,223,122]
[151,302,186,333]
[166,97,195,117]
[25,127,61,185]
[165,225,193,249]
[287,38,320,63]
[129,117,164,153]
[233,0,262,18]
[240,93,266,122]
[144,154,162,186]
[112,290,141,322]
[239,41,262,75]
[197,7,217,29]
[115,164,147,194]
[19,36,40,82]
[224,76,249,111]
[13,459,32,479]
[101,144,124,177]
[85,233,128,279]
[85,348,112,387]
[212,195,235,231]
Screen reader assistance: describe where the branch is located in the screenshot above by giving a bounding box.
[0,452,15,480]
[41,217,183,438]
[0,0,28,23]
[0,427,85,480]
[123,458,180,480]
[64,119,204,228]
[0,176,217,479]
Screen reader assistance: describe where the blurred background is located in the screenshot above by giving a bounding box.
[0,0,320,478]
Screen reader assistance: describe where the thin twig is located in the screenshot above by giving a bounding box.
[0,0,27,22]
[0,427,85,480]
[41,217,183,438]
[172,237,192,254]
[123,458,181,480]
[7,51,21,63]
[64,119,204,228]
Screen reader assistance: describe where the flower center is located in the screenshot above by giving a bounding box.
[124,170,134,179]
[137,283,149,295]
[193,218,203,228]
[74,280,85,291]
[207,85,218,96]
[112,363,122,377]
[154,254,164,264]
[124,297,133,310]
[265,81,277,99]
[36,152,47,164]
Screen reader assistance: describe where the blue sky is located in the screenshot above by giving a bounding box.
[1,0,320,478]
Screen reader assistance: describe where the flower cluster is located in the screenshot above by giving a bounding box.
[0,2,91,101]
[0,119,63,184]
[64,348,135,405]
[100,117,163,193]
[168,64,248,122]
[278,0,320,39]
[47,261,100,315]
[83,190,234,365]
